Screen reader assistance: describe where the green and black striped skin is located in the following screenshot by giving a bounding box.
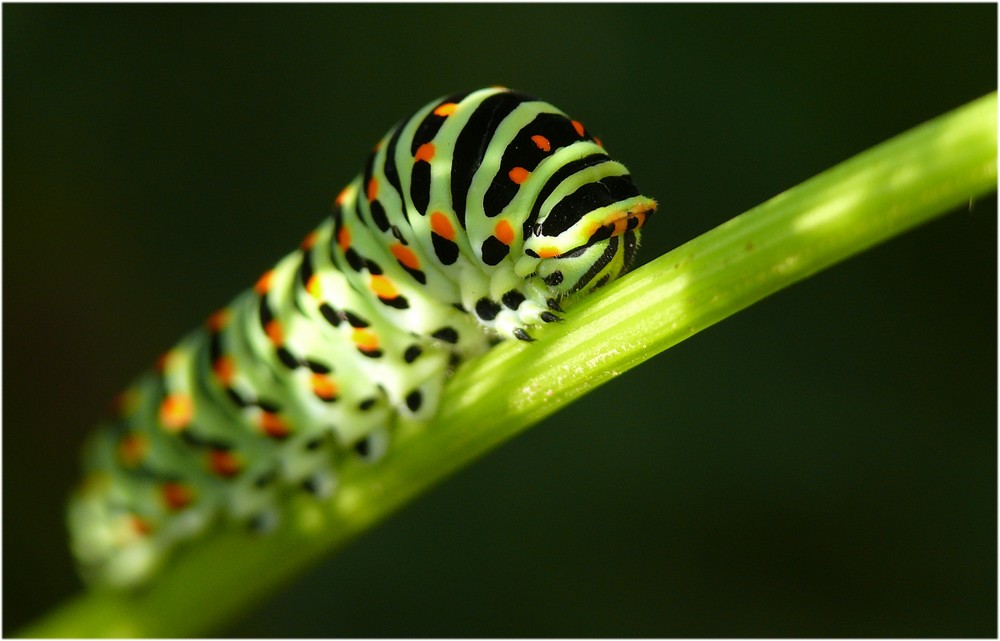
[68,87,657,587]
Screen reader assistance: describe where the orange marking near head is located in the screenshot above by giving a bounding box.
[205,308,231,332]
[571,120,585,137]
[538,246,562,259]
[370,274,399,299]
[508,167,530,185]
[212,355,235,385]
[430,211,456,240]
[159,394,192,432]
[300,230,318,250]
[335,186,351,207]
[337,225,351,251]
[117,433,148,467]
[352,328,380,353]
[254,270,274,295]
[594,136,603,148]
[310,373,339,400]
[531,135,551,152]
[494,219,515,245]
[414,142,435,162]
[306,274,323,299]
[265,320,283,346]
[434,102,458,117]
[208,449,242,477]
[366,177,379,202]
[161,482,194,511]
[259,411,291,438]
[584,221,603,238]
[390,243,420,270]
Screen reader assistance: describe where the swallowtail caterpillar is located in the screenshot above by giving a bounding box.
[68,87,657,587]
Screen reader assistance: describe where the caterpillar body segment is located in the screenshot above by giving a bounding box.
[69,87,656,587]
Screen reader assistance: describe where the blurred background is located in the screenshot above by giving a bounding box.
[3,4,996,637]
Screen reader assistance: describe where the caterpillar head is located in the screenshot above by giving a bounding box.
[519,167,656,298]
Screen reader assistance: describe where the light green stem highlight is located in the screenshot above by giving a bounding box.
[19,92,997,638]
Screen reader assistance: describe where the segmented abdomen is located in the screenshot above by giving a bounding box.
[68,87,656,587]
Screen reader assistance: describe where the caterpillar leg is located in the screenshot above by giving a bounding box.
[68,481,173,589]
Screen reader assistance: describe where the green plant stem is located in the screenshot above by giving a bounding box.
[19,92,996,638]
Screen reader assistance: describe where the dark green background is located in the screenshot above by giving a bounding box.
[4,4,996,637]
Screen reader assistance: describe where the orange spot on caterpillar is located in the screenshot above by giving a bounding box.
[434,102,458,117]
[265,320,283,346]
[414,142,435,162]
[306,274,322,299]
[370,274,399,299]
[205,308,231,332]
[430,211,456,241]
[117,433,148,468]
[366,177,379,202]
[129,515,152,536]
[159,394,192,432]
[310,373,339,401]
[334,187,351,207]
[300,230,318,250]
[337,226,351,251]
[594,136,603,148]
[212,355,235,385]
[538,246,561,259]
[494,219,515,246]
[390,243,420,270]
[254,270,274,295]
[571,120,585,137]
[352,327,380,353]
[629,203,655,227]
[161,481,194,511]
[259,411,291,439]
[531,134,551,152]
[508,167,530,184]
[208,449,242,477]
[590,206,653,240]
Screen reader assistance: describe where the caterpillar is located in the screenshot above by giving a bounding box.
[68,87,657,588]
